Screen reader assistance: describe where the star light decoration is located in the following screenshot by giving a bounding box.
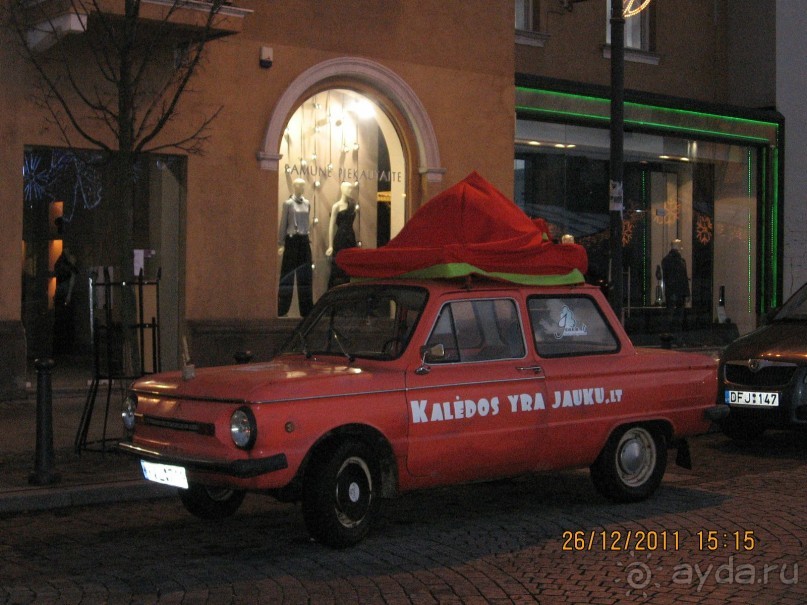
[652,198,681,226]
[23,149,104,220]
[23,153,48,204]
[696,214,713,245]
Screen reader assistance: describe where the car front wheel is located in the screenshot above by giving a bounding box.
[590,425,667,502]
[302,441,380,548]
[179,483,245,520]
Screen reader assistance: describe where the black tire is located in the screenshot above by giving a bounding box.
[302,441,380,548]
[719,416,766,442]
[179,483,245,520]
[590,425,667,502]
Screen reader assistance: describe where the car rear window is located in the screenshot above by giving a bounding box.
[527,295,619,357]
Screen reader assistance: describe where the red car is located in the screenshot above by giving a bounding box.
[120,278,723,547]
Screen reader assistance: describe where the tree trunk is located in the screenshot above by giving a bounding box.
[112,151,141,378]
[115,1,140,378]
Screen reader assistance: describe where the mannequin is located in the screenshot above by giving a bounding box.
[53,247,78,355]
[277,178,313,316]
[326,181,358,289]
[661,238,689,334]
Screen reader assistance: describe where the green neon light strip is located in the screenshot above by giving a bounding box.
[748,149,753,315]
[757,147,773,311]
[772,148,780,307]
[516,105,772,144]
[516,86,781,129]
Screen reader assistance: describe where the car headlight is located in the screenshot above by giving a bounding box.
[122,393,137,432]
[230,406,257,450]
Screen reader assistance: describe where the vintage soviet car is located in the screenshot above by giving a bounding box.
[120,278,722,547]
[717,281,807,441]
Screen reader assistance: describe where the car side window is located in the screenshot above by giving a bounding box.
[425,298,525,363]
[425,304,461,362]
[528,295,618,357]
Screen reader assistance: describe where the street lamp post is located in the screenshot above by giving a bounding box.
[609,2,625,321]
[607,0,651,322]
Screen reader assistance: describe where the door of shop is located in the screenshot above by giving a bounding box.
[21,148,185,374]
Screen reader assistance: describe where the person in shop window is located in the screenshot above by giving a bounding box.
[661,238,690,337]
[277,178,314,317]
[326,181,358,289]
[53,247,79,355]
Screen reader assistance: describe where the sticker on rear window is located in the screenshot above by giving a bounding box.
[555,306,588,339]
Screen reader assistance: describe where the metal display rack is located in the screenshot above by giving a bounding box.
[74,267,161,453]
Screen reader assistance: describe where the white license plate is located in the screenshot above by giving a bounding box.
[725,390,779,407]
[140,460,189,489]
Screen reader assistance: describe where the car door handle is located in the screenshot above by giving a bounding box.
[516,365,544,376]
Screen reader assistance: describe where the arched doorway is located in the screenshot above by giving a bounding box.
[260,57,444,318]
[276,89,407,317]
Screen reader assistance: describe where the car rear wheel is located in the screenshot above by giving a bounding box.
[302,441,380,548]
[590,425,667,502]
[179,483,245,520]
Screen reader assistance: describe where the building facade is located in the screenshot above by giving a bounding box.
[0,0,797,398]
[514,0,784,343]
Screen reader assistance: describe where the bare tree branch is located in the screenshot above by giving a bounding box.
[143,104,223,154]
[135,1,226,152]
[6,0,224,156]
[5,0,230,378]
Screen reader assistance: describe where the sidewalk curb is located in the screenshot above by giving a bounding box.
[0,479,175,514]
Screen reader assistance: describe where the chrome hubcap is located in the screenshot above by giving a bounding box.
[616,428,656,487]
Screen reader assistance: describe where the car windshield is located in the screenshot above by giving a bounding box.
[772,283,807,321]
[278,284,429,360]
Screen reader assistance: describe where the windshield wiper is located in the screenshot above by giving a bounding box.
[330,327,355,362]
[297,331,311,358]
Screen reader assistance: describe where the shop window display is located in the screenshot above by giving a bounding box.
[278,89,406,318]
[515,121,762,337]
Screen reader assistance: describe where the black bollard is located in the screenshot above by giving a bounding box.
[29,358,61,486]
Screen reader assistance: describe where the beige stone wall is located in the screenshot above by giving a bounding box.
[181,0,516,320]
[0,25,31,323]
[1,0,748,384]
[0,0,516,328]
[516,0,730,105]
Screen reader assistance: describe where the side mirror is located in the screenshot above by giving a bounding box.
[415,343,445,375]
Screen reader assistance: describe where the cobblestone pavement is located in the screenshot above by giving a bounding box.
[1,429,806,605]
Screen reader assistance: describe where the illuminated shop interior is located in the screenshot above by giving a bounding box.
[515,118,769,337]
[278,88,407,317]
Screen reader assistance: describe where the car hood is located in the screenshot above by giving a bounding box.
[132,357,404,403]
[723,321,807,364]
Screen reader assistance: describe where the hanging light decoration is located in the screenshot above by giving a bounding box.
[622,0,651,18]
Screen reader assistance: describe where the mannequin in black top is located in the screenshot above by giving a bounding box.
[326,181,358,289]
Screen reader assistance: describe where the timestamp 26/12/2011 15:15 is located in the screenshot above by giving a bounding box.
[561,530,757,552]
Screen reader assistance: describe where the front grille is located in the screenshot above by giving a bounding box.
[724,362,798,388]
[141,415,215,436]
